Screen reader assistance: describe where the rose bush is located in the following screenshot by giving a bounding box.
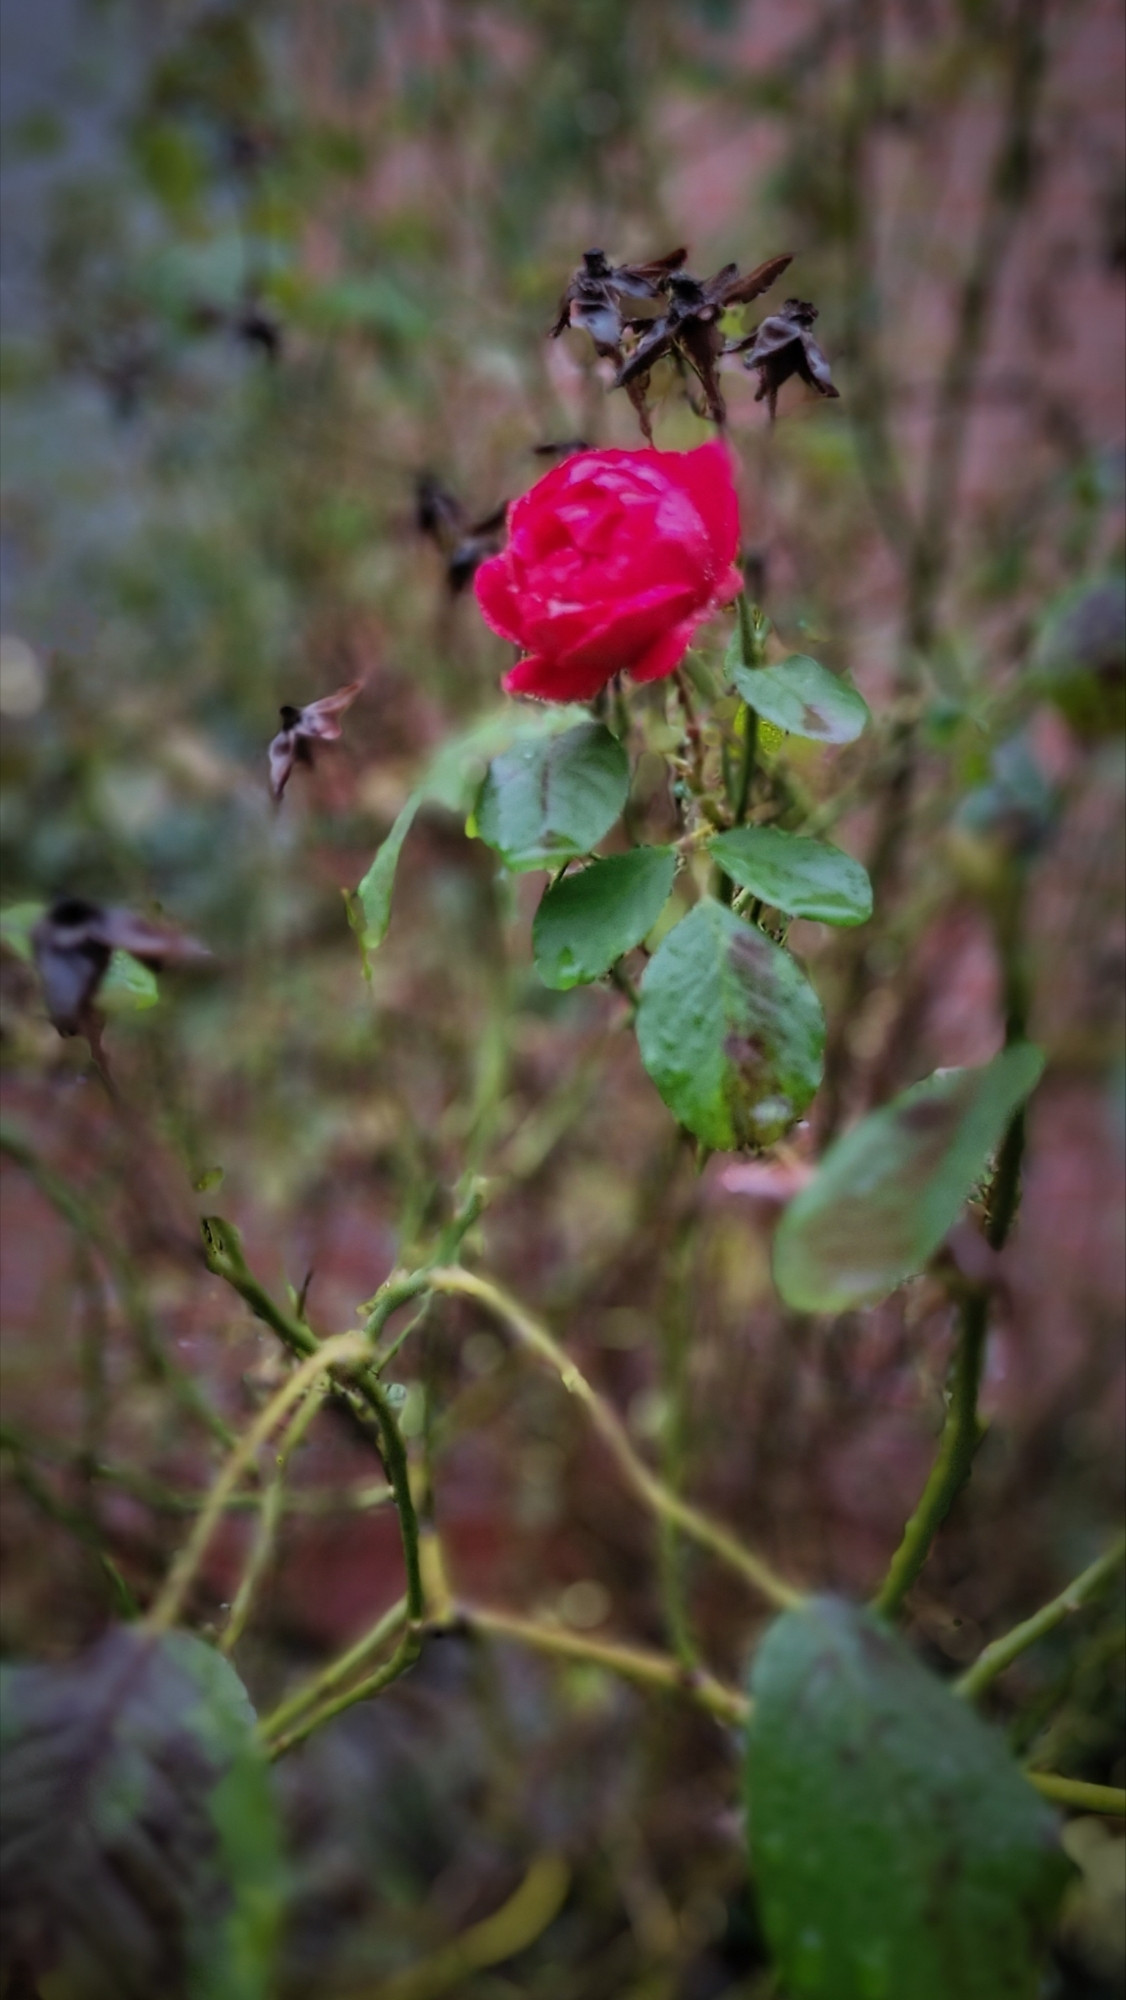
[474,441,743,700]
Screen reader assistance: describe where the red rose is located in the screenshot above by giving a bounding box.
[474,442,743,701]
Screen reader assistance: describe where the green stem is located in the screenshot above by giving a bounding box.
[609,961,641,1012]
[427,1268,802,1612]
[733,705,757,824]
[257,1596,408,1745]
[956,1535,1126,1701]
[366,1375,425,1624]
[873,1289,989,1618]
[735,591,768,669]
[873,1016,1033,1617]
[264,1630,421,1759]
[219,1376,330,1655]
[201,1216,318,1361]
[465,1604,747,1726]
[374,1298,432,1375]
[146,1333,370,1632]
[1026,1774,1126,1817]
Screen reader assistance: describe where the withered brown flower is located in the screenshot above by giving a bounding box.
[549,247,687,358]
[730,298,840,419]
[32,899,210,1037]
[268,681,363,800]
[415,475,509,596]
[614,254,793,430]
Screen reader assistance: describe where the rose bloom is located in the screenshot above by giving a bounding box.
[474,441,742,701]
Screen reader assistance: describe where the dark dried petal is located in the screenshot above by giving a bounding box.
[624,374,656,445]
[32,899,208,1035]
[268,730,299,800]
[793,330,838,396]
[734,299,840,416]
[268,680,363,799]
[609,246,688,295]
[468,502,509,537]
[32,912,111,1036]
[615,312,677,387]
[673,317,728,423]
[713,253,793,306]
[614,254,792,431]
[290,680,364,743]
[550,246,686,338]
[416,474,466,547]
[568,290,625,359]
[96,911,212,968]
[448,533,503,593]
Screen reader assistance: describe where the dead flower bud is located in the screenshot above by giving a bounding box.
[549,246,687,359]
[615,253,792,430]
[730,298,840,420]
[414,475,508,596]
[268,680,364,801]
[32,898,210,1037]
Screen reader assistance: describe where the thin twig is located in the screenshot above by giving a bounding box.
[1026,1774,1126,1817]
[956,1536,1126,1701]
[146,1332,370,1632]
[257,1596,409,1746]
[873,1289,990,1618]
[427,1267,803,1611]
[219,1374,330,1654]
[464,1604,748,1726]
[264,1629,421,1759]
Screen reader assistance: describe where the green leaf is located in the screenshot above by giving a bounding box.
[353,791,423,955]
[636,900,824,1149]
[532,847,676,990]
[0,1626,285,1999]
[0,901,43,963]
[709,826,872,926]
[351,703,592,959]
[745,1596,1069,2000]
[101,951,161,1013]
[474,722,629,873]
[772,1044,1045,1311]
[730,650,870,743]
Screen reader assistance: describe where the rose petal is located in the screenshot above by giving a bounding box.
[666,440,741,574]
[502,649,616,702]
[713,563,744,607]
[523,579,701,677]
[478,446,744,704]
[627,611,707,685]
[474,554,526,644]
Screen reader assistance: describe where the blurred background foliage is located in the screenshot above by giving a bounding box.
[0,1,1123,1995]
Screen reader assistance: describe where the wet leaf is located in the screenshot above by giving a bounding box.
[731,652,870,744]
[0,903,43,963]
[351,704,592,958]
[533,846,676,989]
[27,900,208,1037]
[772,1044,1045,1311]
[745,1596,1069,2000]
[636,900,824,1149]
[709,826,872,925]
[474,722,629,873]
[100,953,161,1012]
[0,1626,285,2000]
